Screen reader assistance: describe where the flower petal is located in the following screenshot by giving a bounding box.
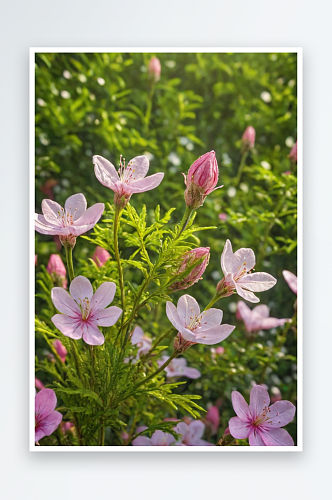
[127,155,149,179]
[220,239,234,275]
[65,194,87,221]
[252,304,270,318]
[229,417,252,439]
[41,199,63,226]
[132,436,152,446]
[283,270,297,295]
[94,306,122,327]
[197,308,223,331]
[259,427,294,446]
[128,173,164,193]
[237,272,277,292]
[235,283,260,303]
[51,314,83,339]
[151,430,175,446]
[194,324,235,345]
[264,401,296,428]
[72,203,104,236]
[51,287,81,316]
[35,214,66,235]
[177,294,200,327]
[249,385,270,419]
[70,276,93,303]
[166,301,185,331]
[93,155,119,188]
[90,282,116,313]
[248,428,265,446]
[35,411,62,442]
[35,388,57,418]
[188,420,205,441]
[183,367,201,379]
[131,326,144,345]
[231,391,252,421]
[82,322,104,346]
[233,247,255,274]
[259,317,290,330]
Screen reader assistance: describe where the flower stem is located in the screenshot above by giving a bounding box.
[69,339,84,383]
[114,207,125,332]
[205,294,221,310]
[144,84,155,134]
[234,151,248,187]
[177,206,195,238]
[140,328,175,362]
[65,246,75,282]
[99,421,105,446]
[90,346,96,390]
[134,350,178,390]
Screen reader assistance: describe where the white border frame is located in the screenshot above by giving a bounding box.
[30,47,302,452]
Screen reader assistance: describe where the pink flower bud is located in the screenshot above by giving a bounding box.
[206,406,220,435]
[47,254,67,288]
[35,378,45,391]
[284,170,291,175]
[92,246,111,267]
[53,339,67,363]
[288,141,297,163]
[35,255,37,266]
[215,346,225,355]
[148,57,161,83]
[223,426,230,436]
[218,213,227,221]
[170,247,210,291]
[61,422,75,434]
[184,151,222,208]
[241,126,256,151]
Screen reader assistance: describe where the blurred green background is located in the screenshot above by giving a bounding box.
[35,52,297,444]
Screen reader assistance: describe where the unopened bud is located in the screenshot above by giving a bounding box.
[170,247,210,291]
[241,126,256,152]
[148,57,161,83]
[92,246,111,267]
[47,254,67,288]
[184,151,221,209]
[288,141,297,163]
[53,339,67,363]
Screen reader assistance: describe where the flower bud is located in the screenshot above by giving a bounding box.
[148,57,161,83]
[170,247,210,291]
[241,126,256,152]
[288,141,297,163]
[205,406,220,435]
[184,151,221,209]
[92,246,111,267]
[53,339,67,363]
[47,254,67,288]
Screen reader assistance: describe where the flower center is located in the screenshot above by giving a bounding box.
[118,155,144,184]
[252,403,273,427]
[56,206,78,227]
[76,297,90,320]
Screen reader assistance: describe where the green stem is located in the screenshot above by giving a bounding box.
[205,293,223,310]
[69,339,84,384]
[90,346,96,390]
[65,246,75,282]
[234,151,248,187]
[134,350,178,391]
[144,84,155,134]
[99,422,105,446]
[177,206,195,238]
[114,207,125,333]
[140,328,174,362]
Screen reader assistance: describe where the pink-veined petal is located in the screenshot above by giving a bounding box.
[237,272,277,292]
[235,283,260,303]
[51,314,83,339]
[183,367,201,379]
[249,385,270,419]
[231,391,252,421]
[51,287,81,316]
[35,388,57,418]
[131,326,144,345]
[229,417,252,439]
[166,301,185,331]
[263,401,296,428]
[90,282,116,313]
[93,155,120,187]
[233,247,256,274]
[259,427,294,446]
[94,306,122,327]
[64,193,87,221]
[35,214,66,235]
[73,203,104,231]
[197,308,223,331]
[35,411,62,442]
[283,270,297,295]
[82,322,104,346]
[177,294,200,327]
[127,155,149,179]
[41,199,63,226]
[187,420,205,442]
[70,276,93,303]
[248,428,265,446]
[220,239,234,275]
[128,173,164,193]
[194,324,235,345]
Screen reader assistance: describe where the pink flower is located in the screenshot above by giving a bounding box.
[288,141,297,163]
[183,151,223,208]
[35,193,104,249]
[283,270,297,295]
[215,346,225,354]
[93,154,164,209]
[35,255,37,266]
[35,388,63,443]
[205,406,220,435]
[148,57,161,83]
[47,254,67,288]
[53,339,67,362]
[166,294,235,353]
[51,276,122,346]
[284,170,291,175]
[170,247,210,291]
[157,356,201,379]
[132,429,175,446]
[124,326,152,363]
[174,420,213,446]
[229,385,296,446]
[60,422,75,434]
[35,378,45,391]
[219,212,227,221]
[237,301,290,333]
[92,246,111,267]
[242,126,256,150]
[217,239,277,303]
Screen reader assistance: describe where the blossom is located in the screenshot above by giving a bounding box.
[157,356,201,379]
[237,301,290,333]
[35,193,104,248]
[124,326,152,363]
[170,247,210,291]
[242,126,256,150]
[283,270,297,295]
[183,151,223,208]
[288,141,297,163]
[60,422,75,434]
[35,378,45,391]
[166,294,235,353]
[53,339,67,362]
[228,385,295,446]
[148,57,161,83]
[217,239,277,303]
[51,276,122,346]
[219,212,227,221]
[93,154,164,208]
[92,246,111,267]
[35,255,37,266]
[132,429,175,446]
[35,388,63,443]
[174,420,213,446]
[205,406,220,435]
[47,254,67,288]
